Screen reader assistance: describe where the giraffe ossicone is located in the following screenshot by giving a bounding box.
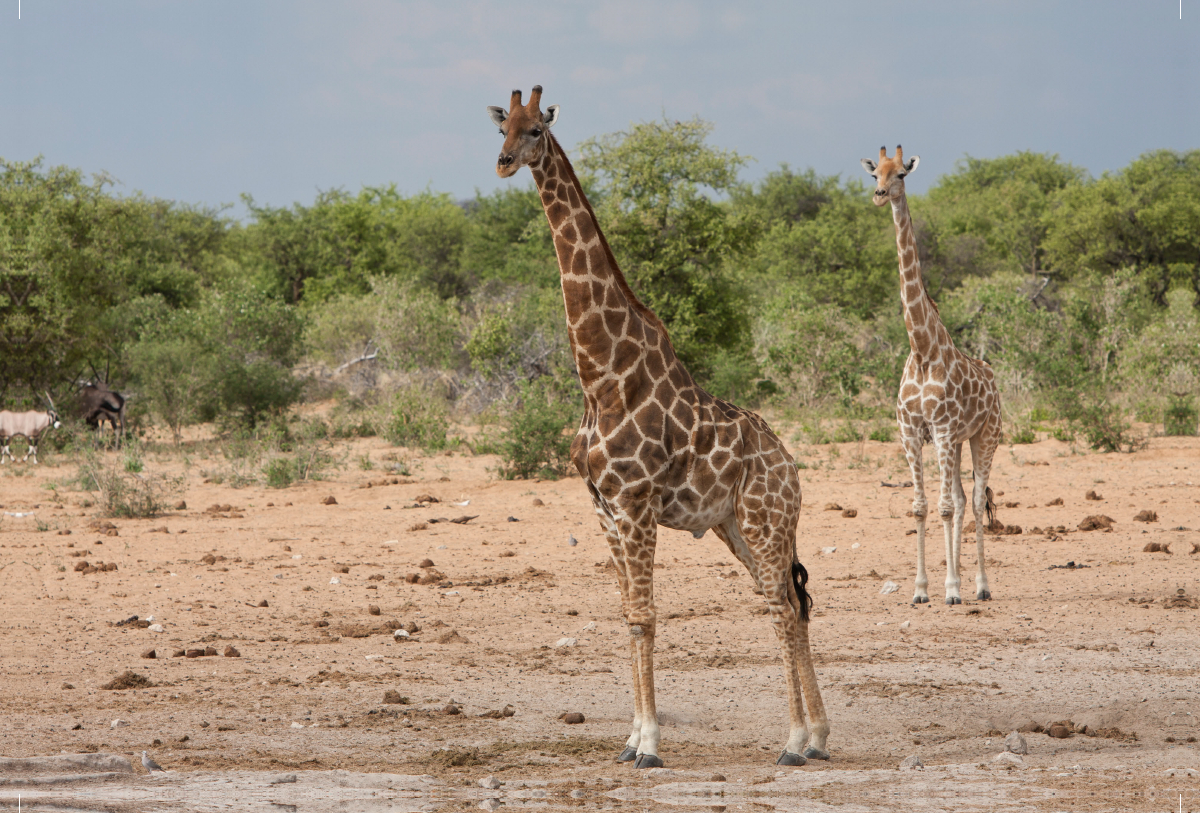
[488,86,829,768]
[863,145,1002,606]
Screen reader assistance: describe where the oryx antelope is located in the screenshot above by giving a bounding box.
[80,381,127,447]
[0,408,62,464]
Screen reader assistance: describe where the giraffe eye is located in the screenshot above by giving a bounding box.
[530,128,542,138]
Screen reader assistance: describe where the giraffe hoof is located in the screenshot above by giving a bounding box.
[776,751,806,767]
[617,746,638,763]
[946,596,962,606]
[977,589,991,601]
[912,595,929,605]
[802,747,831,761]
[633,753,663,769]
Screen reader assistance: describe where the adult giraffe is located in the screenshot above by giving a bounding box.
[488,87,828,768]
[861,146,1001,606]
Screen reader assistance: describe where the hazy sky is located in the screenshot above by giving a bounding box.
[1,1,1195,216]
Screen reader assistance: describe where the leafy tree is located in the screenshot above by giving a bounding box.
[577,117,756,378]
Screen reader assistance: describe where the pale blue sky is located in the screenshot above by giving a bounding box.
[1,1,1195,216]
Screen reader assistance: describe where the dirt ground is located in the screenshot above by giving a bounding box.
[1,424,1198,811]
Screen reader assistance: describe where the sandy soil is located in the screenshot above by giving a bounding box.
[1,426,1198,810]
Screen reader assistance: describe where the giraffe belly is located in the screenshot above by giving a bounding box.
[657,487,734,535]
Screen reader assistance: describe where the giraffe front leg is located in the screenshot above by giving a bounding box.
[935,439,962,605]
[900,428,929,604]
[615,515,662,769]
[970,433,998,601]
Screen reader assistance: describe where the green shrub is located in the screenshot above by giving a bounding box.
[386,387,451,452]
[868,424,895,443]
[497,379,578,480]
[1051,425,1075,443]
[1164,394,1198,436]
[1072,402,1138,453]
[79,451,185,519]
[833,421,862,443]
[1008,424,1036,444]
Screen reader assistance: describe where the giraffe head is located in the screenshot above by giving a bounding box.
[487,85,560,178]
[861,145,919,206]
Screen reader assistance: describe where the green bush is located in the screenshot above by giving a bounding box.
[1008,424,1036,444]
[1072,401,1138,453]
[1164,394,1198,436]
[78,450,185,519]
[868,424,895,443]
[386,387,452,452]
[497,379,578,480]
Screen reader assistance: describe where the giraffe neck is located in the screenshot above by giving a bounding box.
[529,134,685,393]
[890,188,948,361]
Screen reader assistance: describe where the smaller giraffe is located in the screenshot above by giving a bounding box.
[862,146,1002,605]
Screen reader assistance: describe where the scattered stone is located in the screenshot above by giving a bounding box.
[1078,515,1114,531]
[709,773,727,782]
[204,647,218,656]
[140,648,156,659]
[174,501,187,510]
[405,573,419,583]
[1005,731,1028,754]
[330,577,341,585]
[532,498,544,506]
[419,558,435,568]
[111,719,130,728]
[568,535,578,546]
[414,494,439,504]
[57,529,71,535]
[368,605,381,616]
[393,629,410,639]
[1046,497,1063,506]
[823,502,842,511]
[560,712,585,724]
[507,516,519,522]
[270,774,298,784]
[993,751,1024,766]
[880,581,900,595]
[1047,723,1072,739]
[899,754,923,769]
[448,515,478,524]
[185,649,205,658]
[479,704,515,719]
[62,682,74,690]
[555,637,577,648]
[172,649,185,658]
[479,799,502,812]
[257,599,269,608]
[1085,490,1103,501]
[841,508,858,518]
[407,522,428,532]
[821,546,837,555]
[479,775,501,790]
[101,671,153,690]
[1133,510,1158,522]
[444,704,461,715]
[383,690,409,704]
[1017,721,1044,734]
[1143,542,1171,554]
[321,495,338,505]
[899,620,911,630]
[1048,561,1089,570]
[224,646,240,657]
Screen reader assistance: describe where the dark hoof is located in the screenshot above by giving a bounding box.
[776,751,806,766]
[633,753,663,769]
[802,747,831,761]
[946,596,962,606]
[617,746,637,763]
[912,595,929,605]
[977,590,992,601]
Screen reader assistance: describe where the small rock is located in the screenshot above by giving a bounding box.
[568,535,578,546]
[821,546,837,555]
[140,648,156,659]
[257,599,269,608]
[507,516,519,522]
[174,501,187,510]
[823,502,842,511]
[1005,730,1028,754]
[269,774,298,784]
[1143,542,1171,553]
[709,773,727,782]
[479,775,501,790]
[880,581,900,595]
[841,508,858,518]
[899,754,923,769]
[1045,497,1063,506]
[172,649,185,658]
[407,522,428,532]
[1133,510,1158,522]
[1085,490,1102,501]
[383,690,408,704]
[1047,723,1072,739]
[204,647,218,656]
[479,800,502,812]
[899,620,911,630]
[368,605,381,616]
[291,721,304,729]
[330,577,341,584]
[393,629,410,639]
[581,621,597,631]
[62,682,74,690]
[993,751,1024,766]
[444,704,461,715]
[111,719,130,728]
[419,558,435,568]
[1078,515,1114,531]
[185,649,204,658]
[647,767,675,777]
[322,496,338,505]
[560,712,585,724]
[532,498,544,506]
[148,624,164,633]
[555,637,577,648]
[223,646,240,657]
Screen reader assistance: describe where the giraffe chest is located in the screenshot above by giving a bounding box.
[898,356,997,440]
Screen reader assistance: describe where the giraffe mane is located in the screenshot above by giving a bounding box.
[547,131,679,357]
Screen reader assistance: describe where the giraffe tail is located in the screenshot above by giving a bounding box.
[791,561,813,622]
[985,486,997,527]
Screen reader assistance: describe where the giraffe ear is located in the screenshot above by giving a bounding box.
[860,158,878,176]
[487,106,507,128]
[903,155,920,173]
[543,105,560,128]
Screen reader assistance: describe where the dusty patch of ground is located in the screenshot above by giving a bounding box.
[1,428,1198,810]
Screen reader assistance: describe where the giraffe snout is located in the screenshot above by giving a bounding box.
[497,153,515,168]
